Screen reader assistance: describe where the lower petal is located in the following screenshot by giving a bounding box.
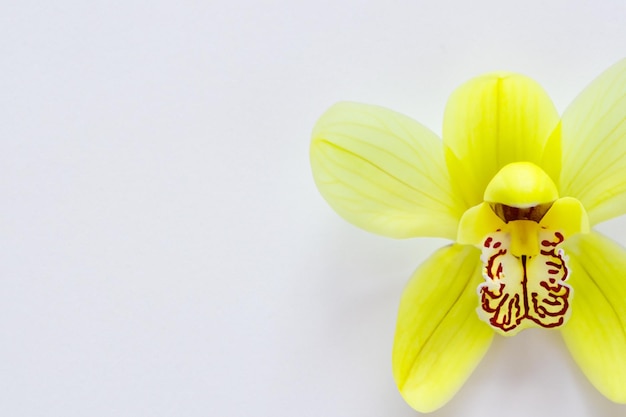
[560,232,626,403]
[392,244,493,412]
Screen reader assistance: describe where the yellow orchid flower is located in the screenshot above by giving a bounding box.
[310,59,626,413]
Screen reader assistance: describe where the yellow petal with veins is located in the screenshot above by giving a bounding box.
[560,58,626,225]
[443,74,561,208]
[393,244,493,413]
[561,232,626,403]
[310,102,464,239]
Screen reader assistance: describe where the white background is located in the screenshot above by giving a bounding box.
[2,1,626,416]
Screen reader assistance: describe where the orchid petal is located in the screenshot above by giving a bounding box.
[443,73,561,208]
[392,244,493,412]
[560,232,626,403]
[560,58,626,225]
[310,102,464,239]
[457,202,505,245]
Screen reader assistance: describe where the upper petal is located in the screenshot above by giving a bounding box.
[560,232,626,403]
[559,58,626,225]
[443,73,561,208]
[310,102,464,239]
[392,244,493,412]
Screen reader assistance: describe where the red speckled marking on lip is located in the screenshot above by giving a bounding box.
[478,230,571,333]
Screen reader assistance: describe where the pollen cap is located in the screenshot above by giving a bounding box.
[484,162,558,208]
